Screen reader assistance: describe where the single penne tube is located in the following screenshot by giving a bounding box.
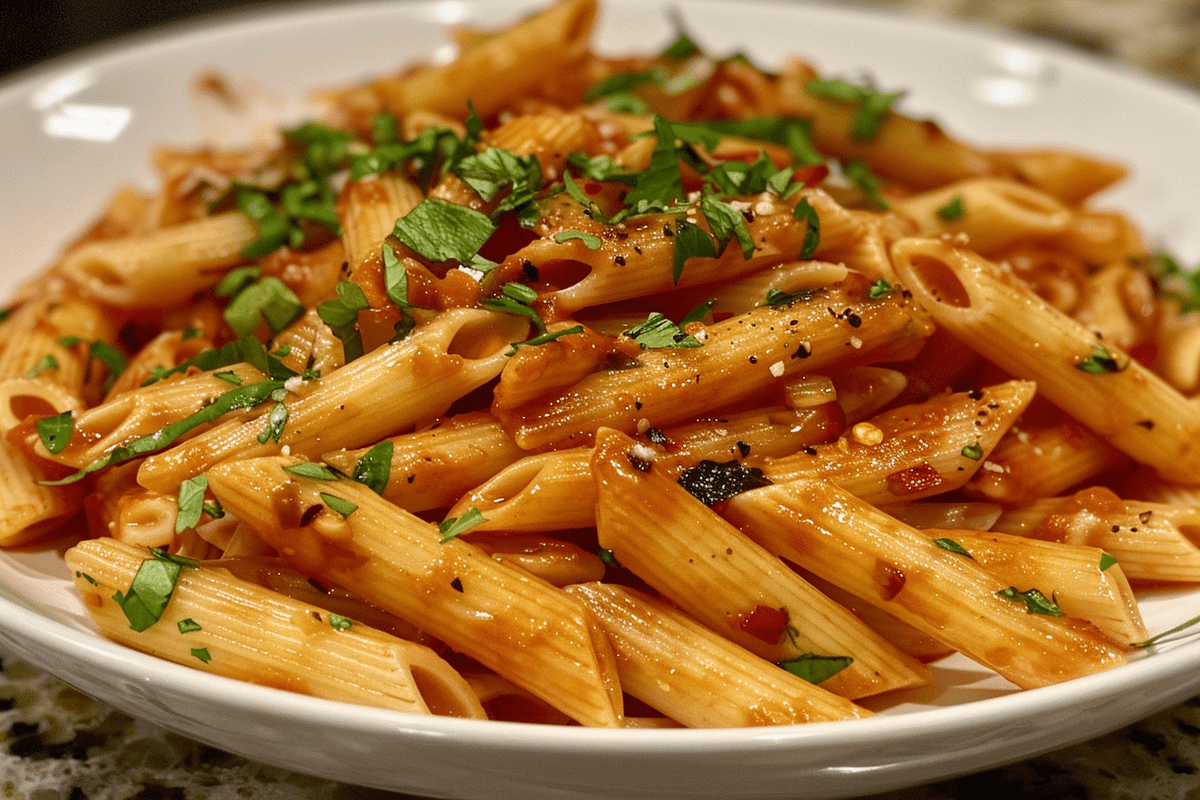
[723,479,1128,689]
[59,211,259,307]
[0,296,117,392]
[65,538,486,719]
[496,275,933,450]
[962,401,1127,504]
[988,148,1127,205]
[323,411,527,513]
[454,403,841,533]
[366,0,596,120]
[138,308,528,493]
[664,259,850,320]
[0,378,85,545]
[990,487,1200,583]
[467,532,606,587]
[567,582,871,727]
[891,236,1200,484]
[920,528,1146,646]
[893,178,1072,256]
[339,172,424,278]
[591,427,931,700]
[753,380,1035,505]
[777,63,995,190]
[205,455,624,727]
[29,362,268,469]
[493,188,862,314]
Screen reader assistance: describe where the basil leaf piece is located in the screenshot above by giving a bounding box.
[328,613,353,630]
[215,266,263,298]
[112,548,197,632]
[505,324,585,357]
[353,440,393,496]
[960,442,983,460]
[382,243,410,309]
[236,190,296,258]
[764,287,814,307]
[553,230,603,250]
[806,77,904,141]
[700,193,754,260]
[583,69,659,102]
[142,335,294,386]
[439,507,487,543]
[1075,345,1127,375]
[320,492,358,518]
[566,152,638,185]
[623,312,703,350]
[777,653,853,685]
[175,475,210,534]
[191,647,212,663]
[1100,553,1118,571]
[392,198,496,268]
[793,197,821,259]
[36,411,74,455]
[317,280,372,363]
[177,618,203,634]
[257,391,289,444]
[282,462,341,481]
[453,147,542,215]
[672,219,717,284]
[936,196,965,221]
[224,276,305,337]
[843,160,889,209]
[24,355,59,379]
[997,586,1065,616]
[868,279,893,299]
[933,538,972,558]
[481,282,545,335]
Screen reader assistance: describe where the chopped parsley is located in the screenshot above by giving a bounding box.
[506,324,585,356]
[482,282,546,335]
[960,442,983,460]
[190,647,212,663]
[1099,553,1118,571]
[256,388,290,444]
[328,613,353,630]
[177,618,202,634]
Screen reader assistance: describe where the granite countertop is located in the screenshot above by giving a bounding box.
[4,1,1200,798]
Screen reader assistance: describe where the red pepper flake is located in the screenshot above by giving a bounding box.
[738,604,790,644]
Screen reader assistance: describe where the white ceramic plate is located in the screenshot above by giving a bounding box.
[4,1,1200,797]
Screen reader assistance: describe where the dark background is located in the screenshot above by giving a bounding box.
[1,0,287,78]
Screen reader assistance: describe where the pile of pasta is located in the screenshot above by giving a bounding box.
[7,0,1200,728]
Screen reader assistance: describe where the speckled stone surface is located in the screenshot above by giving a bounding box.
[4,1,1200,798]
